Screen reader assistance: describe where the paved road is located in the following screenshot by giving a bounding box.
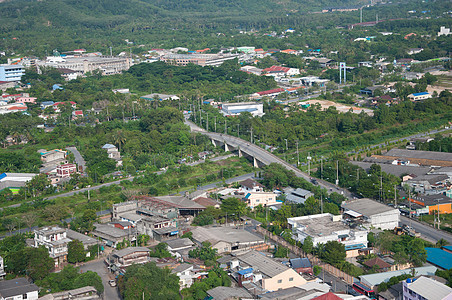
[400,216,452,244]
[321,270,348,293]
[186,119,353,199]
[66,147,86,172]
[79,259,120,300]
[346,127,451,155]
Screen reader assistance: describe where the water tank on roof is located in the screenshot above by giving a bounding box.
[407,278,412,283]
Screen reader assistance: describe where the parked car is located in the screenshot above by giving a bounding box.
[109,280,117,287]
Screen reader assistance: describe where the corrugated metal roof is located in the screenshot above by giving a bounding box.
[425,247,452,270]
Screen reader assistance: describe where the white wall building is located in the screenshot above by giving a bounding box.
[34,226,71,267]
[403,276,452,300]
[341,198,400,230]
[0,278,39,300]
[221,102,264,117]
[288,214,368,254]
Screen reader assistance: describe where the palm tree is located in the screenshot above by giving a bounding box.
[113,129,127,152]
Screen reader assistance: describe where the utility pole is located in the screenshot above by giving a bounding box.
[214,116,217,132]
[380,175,383,202]
[394,185,397,207]
[336,160,339,186]
[284,139,288,151]
[237,124,240,137]
[307,152,311,176]
[320,195,323,214]
[224,119,227,134]
[109,46,112,56]
[296,139,300,166]
[360,7,363,23]
[206,114,209,131]
[321,157,323,180]
[251,127,253,143]
[409,190,412,229]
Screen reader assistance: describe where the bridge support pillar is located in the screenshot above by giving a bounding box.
[212,140,217,147]
[224,142,229,152]
[238,148,242,158]
[253,157,259,168]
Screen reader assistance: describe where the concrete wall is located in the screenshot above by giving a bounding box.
[370,209,399,230]
[262,268,306,292]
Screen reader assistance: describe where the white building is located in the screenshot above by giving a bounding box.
[0,256,5,279]
[403,276,452,300]
[438,26,451,37]
[221,102,264,117]
[34,226,71,267]
[408,92,432,101]
[288,214,368,257]
[39,55,131,75]
[0,278,39,300]
[171,264,196,289]
[341,198,400,230]
[0,64,25,82]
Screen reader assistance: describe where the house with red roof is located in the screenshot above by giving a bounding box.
[263,65,300,77]
[72,110,84,119]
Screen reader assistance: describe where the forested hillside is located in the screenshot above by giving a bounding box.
[1,0,448,55]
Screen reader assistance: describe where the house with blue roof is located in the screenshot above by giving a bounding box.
[40,101,55,109]
[408,92,432,101]
[290,258,312,274]
[425,247,452,270]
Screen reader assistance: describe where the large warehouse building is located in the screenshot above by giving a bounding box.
[341,198,400,230]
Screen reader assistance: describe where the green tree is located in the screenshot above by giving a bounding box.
[8,246,54,281]
[321,241,346,265]
[406,239,427,267]
[302,236,314,254]
[67,240,86,263]
[119,262,180,300]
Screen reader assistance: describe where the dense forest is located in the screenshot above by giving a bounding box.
[0,0,450,56]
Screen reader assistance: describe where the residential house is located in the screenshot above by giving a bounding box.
[40,101,55,109]
[408,194,452,215]
[0,256,5,279]
[0,278,39,300]
[38,286,100,300]
[171,264,195,289]
[405,174,449,194]
[403,276,452,300]
[165,238,195,260]
[15,96,37,104]
[206,286,252,300]
[234,250,307,292]
[102,144,122,166]
[190,226,267,254]
[0,102,27,114]
[363,257,392,272]
[252,88,285,99]
[288,214,368,257]
[40,149,67,164]
[243,192,278,209]
[284,188,314,205]
[239,179,264,193]
[72,110,83,119]
[34,226,71,267]
[106,247,150,272]
[56,163,77,178]
[66,229,98,251]
[290,258,312,274]
[408,92,432,101]
[92,223,137,248]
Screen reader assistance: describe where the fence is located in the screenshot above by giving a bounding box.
[256,226,355,285]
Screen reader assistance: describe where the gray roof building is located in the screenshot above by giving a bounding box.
[165,238,194,251]
[206,286,252,300]
[66,229,98,250]
[0,277,38,299]
[342,198,399,230]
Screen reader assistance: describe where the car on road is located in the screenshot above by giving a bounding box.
[109,280,117,287]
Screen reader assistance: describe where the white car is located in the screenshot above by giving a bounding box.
[108,280,117,287]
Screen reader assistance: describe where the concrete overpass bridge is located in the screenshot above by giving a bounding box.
[185,119,349,196]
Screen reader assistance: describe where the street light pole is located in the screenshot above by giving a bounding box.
[237,124,240,137]
[296,139,299,166]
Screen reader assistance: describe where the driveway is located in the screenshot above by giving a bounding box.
[66,147,86,173]
[79,259,120,300]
